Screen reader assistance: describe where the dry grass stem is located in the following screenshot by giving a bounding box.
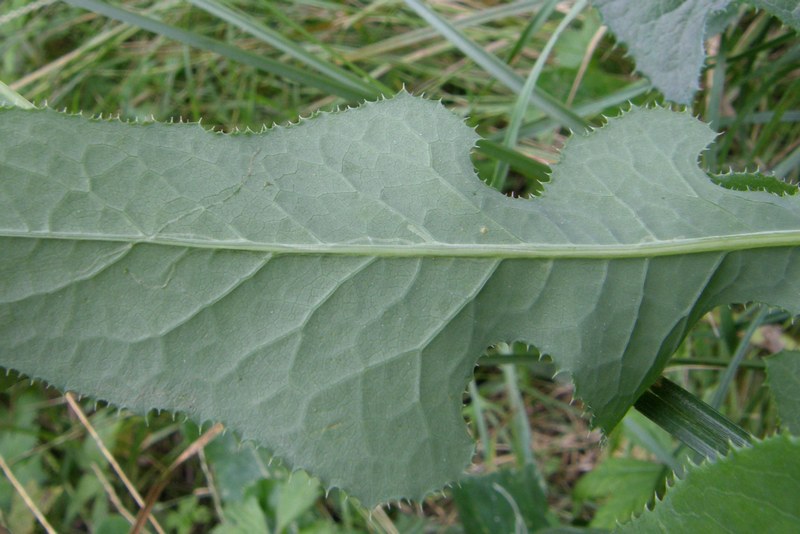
[131,422,224,534]
[0,452,57,534]
[64,392,166,534]
[90,462,137,526]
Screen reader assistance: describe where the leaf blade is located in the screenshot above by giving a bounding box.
[617,434,800,532]
[594,0,731,104]
[1,94,799,505]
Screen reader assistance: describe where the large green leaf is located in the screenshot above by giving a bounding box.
[1,93,799,505]
[617,434,800,532]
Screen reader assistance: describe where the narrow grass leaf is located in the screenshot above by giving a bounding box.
[491,0,588,190]
[0,81,34,109]
[635,378,751,459]
[402,0,586,131]
[504,0,559,65]
[475,140,550,192]
[488,80,653,142]
[187,0,381,99]
[62,0,368,101]
[348,0,543,61]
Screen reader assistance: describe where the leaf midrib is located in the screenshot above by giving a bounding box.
[4,229,800,259]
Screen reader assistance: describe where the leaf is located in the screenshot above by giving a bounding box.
[204,433,270,503]
[710,171,799,196]
[574,458,663,529]
[617,434,800,532]
[765,350,800,434]
[747,0,800,29]
[594,0,731,104]
[595,1,800,104]
[272,470,321,533]
[212,497,269,534]
[452,465,551,533]
[1,93,800,505]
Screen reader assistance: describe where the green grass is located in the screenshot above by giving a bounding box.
[1,0,798,532]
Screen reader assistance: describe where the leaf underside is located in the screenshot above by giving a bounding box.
[1,93,799,505]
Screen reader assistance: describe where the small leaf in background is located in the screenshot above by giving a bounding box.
[93,515,135,534]
[205,432,270,503]
[765,350,800,435]
[594,0,731,104]
[452,464,551,533]
[595,0,799,104]
[574,458,663,529]
[212,496,269,534]
[618,434,800,532]
[553,9,604,69]
[271,470,321,533]
[165,496,213,534]
[0,391,49,534]
[747,0,800,29]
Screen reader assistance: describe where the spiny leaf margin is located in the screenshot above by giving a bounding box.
[2,93,800,505]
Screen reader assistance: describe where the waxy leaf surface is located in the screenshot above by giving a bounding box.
[1,93,799,504]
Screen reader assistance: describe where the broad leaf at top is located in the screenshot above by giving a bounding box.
[1,93,800,505]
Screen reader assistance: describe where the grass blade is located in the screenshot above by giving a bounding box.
[504,0,559,65]
[491,0,588,190]
[476,140,550,193]
[62,0,369,101]
[187,0,383,98]
[502,364,535,466]
[0,80,34,108]
[635,377,751,459]
[468,380,494,463]
[704,34,727,171]
[348,0,543,61]
[403,0,586,132]
[247,0,392,95]
[488,80,653,142]
[710,305,769,410]
[773,145,800,180]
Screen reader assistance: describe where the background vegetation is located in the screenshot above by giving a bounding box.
[1,0,798,532]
